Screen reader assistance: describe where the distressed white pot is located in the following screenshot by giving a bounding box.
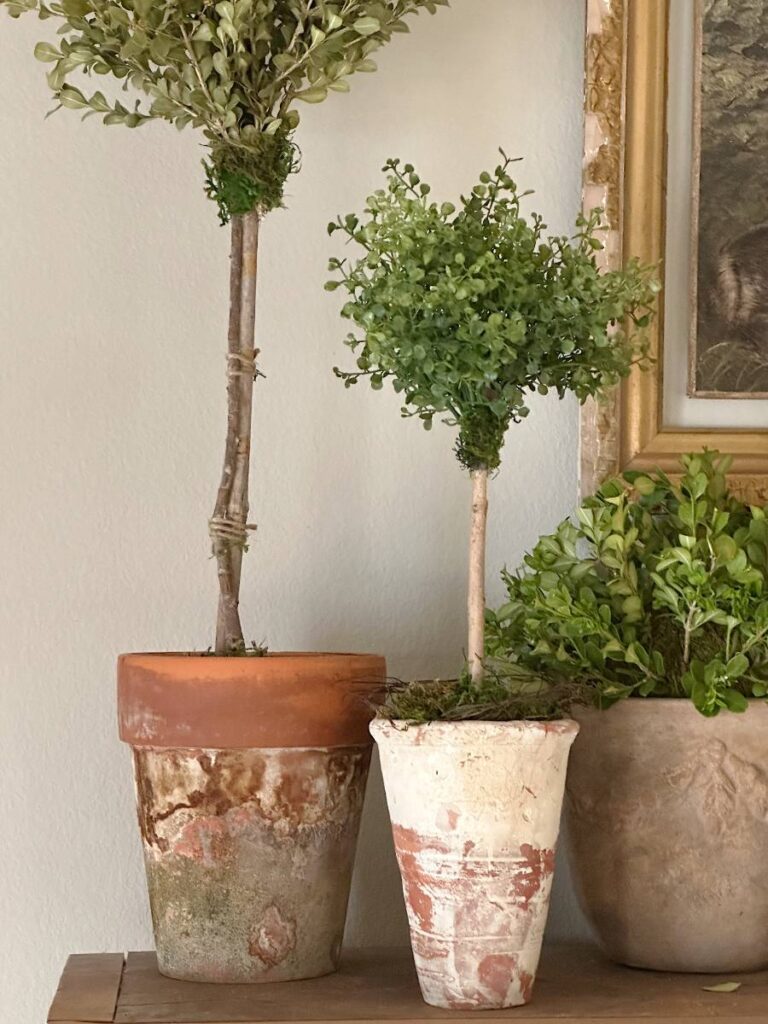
[372,718,579,1010]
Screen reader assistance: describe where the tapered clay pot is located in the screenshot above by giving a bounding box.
[372,718,579,1010]
[118,652,385,983]
[566,699,768,973]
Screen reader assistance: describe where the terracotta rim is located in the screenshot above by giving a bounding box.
[118,651,386,750]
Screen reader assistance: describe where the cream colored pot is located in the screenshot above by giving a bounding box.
[566,699,768,973]
[372,718,579,1009]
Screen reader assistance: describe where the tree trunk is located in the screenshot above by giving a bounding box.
[468,467,489,684]
[210,210,261,654]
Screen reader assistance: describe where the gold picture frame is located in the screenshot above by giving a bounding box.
[580,0,768,503]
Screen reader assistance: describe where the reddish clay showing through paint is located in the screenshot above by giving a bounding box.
[373,718,577,1010]
[478,954,517,1000]
[518,969,535,1003]
[174,816,230,866]
[391,825,450,932]
[511,844,556,910]
[249,905,297,967]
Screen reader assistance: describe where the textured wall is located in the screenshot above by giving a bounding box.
[0,2,587,1021]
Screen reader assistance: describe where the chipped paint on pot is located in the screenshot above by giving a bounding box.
[566,699,768,973]
[372,718,579,1010]
[133,744,371,982]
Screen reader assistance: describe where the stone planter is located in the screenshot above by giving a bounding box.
[566,699,768,973]
[118,652,385,983]
[372,718,579,1009]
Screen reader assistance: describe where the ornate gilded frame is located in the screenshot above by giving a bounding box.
[580,0,768,503]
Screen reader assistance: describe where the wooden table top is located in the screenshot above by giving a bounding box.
[47,944,768,1024]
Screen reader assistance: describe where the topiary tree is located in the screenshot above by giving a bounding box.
[327,153,658,685]
[1,0,447,653]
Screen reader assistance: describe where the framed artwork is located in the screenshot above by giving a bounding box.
[580,0,768,503]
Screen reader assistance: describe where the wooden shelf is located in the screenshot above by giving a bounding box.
[47,944,768,1024]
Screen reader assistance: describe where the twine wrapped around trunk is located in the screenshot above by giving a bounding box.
[210,211,261,653]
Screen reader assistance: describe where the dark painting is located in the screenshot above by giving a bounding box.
[693,0,768,396]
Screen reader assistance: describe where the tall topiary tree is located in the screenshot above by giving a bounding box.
[2,0,447,652]
[328,154,659,684]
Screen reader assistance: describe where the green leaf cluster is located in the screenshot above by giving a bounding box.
[2,0,447,219]
[327,153,659,470]
[487,451,768,717]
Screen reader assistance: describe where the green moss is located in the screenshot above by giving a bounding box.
[204,135,300,224]
[379,664,585,724]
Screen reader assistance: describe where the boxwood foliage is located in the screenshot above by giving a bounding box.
[2,0,447,220]
[327,154,658,471]
[487,451,768,717]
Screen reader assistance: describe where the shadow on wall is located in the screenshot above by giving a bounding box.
[344,751,410,946]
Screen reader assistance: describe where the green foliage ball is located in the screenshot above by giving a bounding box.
[327,153,659,470]
[2,0,447,220]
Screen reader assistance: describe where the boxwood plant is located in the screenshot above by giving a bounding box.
[327,153,658,716]
[1,0,447,652]
[487,451,768,717]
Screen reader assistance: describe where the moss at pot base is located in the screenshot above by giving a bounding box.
[566,699,768,973]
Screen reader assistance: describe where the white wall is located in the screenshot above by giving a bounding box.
[0,3,587,1020]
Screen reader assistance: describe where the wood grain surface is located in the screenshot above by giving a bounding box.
[48,945,768,1024]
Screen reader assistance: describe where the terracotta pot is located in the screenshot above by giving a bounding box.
[372,718,579,1009]
[118,652,385,983]
[566,699,768,973]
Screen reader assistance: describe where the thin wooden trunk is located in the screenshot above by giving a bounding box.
[210,210,261,653]
[468,467,489,683]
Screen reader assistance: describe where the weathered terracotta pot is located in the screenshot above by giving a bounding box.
[566,699,768,973]
[118,652,385,983]
[372,718,579,1009]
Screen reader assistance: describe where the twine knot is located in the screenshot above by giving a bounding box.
[208,515,257,548]
[227,349,259,379]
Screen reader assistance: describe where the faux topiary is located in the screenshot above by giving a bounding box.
[1,0,447,651]
[327,153,658,708]
[488,451,768,716]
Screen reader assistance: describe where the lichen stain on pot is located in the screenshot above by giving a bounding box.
[133,745,370,982]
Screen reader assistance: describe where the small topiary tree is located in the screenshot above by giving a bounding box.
[1,0,447,652]
[327,154,659,687]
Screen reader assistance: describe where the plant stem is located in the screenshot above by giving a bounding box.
[682,604,697,671]
[468,467,489,683]
[211,210,260,653]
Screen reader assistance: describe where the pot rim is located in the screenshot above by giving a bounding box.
[371,717,580,744]
[118,650,379,661]
[118,651,386,749]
